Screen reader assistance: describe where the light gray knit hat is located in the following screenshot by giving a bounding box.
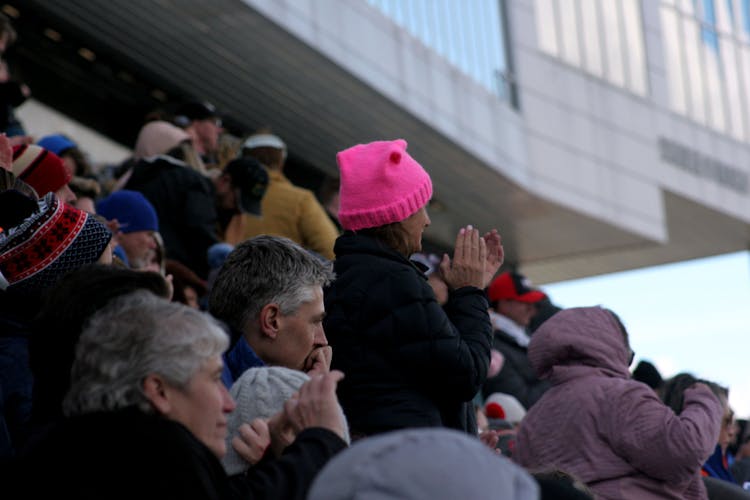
[222,366,350,475]
[307,428,539,500]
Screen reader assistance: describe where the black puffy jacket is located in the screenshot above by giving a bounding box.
[125,156,218,278]
[481,328,551,409]
[324,233,491,436]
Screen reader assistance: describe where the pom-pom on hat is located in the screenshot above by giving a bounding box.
[12,145,71,198]
[96,190,158,234]
[336,139,432,231]
[0,193,112,295]
[485,392,527,426]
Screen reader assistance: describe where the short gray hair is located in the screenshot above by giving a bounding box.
[208,235,334,332]
[63,290,229,416]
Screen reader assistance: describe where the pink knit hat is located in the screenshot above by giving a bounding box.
[336,139,432,231]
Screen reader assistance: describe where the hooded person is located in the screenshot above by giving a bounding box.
[221,366,350,476]
[307,427,539,500]
[0,189,112,457]
[514,306,724,500]
[323,139,503,437]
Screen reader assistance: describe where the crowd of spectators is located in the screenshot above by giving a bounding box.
[0,11,745,500]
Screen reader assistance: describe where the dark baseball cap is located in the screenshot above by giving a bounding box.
[223,157,268,216]
[175,100,219,122]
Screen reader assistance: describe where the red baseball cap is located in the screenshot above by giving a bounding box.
[487,272,546,304]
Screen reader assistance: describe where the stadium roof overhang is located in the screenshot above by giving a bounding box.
[12,0,750,283]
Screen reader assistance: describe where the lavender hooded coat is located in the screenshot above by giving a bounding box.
[515,307,722,500]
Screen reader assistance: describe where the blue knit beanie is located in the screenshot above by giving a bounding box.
[97,190,158,233]
[37,134,77,156]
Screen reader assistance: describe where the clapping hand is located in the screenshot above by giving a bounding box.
[440,226,504,290]
[481,229,504,288]
[232,418,272,465]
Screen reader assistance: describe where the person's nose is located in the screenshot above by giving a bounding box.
[222,386,236,413]
[314,325,328,347]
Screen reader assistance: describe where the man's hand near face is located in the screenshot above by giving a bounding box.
[304,346,332,375]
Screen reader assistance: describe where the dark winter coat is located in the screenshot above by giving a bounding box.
[6,406,346,500]
[323,232,491,436]
[482,327,550,409]
[125,156,218,278]
[0,294,37,459]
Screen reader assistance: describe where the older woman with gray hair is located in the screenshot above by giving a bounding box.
[11,291,348,499]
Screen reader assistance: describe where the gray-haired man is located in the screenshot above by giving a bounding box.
[209,235,335,387]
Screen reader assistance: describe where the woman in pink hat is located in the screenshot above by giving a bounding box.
[323,139,503,438]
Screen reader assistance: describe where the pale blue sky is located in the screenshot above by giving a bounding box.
[541,251,750,418]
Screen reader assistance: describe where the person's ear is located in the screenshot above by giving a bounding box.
[143,373,172,415]
[495,299,508,315]
[213,172,229,192]
[220,172,234,190]
[258,303,281,340]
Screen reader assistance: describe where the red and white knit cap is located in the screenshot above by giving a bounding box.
[12,145,71,198]
[485,392,527,425]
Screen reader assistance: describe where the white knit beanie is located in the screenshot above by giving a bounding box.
[221,366,350,475]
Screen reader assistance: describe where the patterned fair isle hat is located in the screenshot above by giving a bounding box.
[0,193,112,295]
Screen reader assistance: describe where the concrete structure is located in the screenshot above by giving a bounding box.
[12,0,750,283]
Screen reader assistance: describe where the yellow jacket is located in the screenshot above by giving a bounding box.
[226,170,338,259]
